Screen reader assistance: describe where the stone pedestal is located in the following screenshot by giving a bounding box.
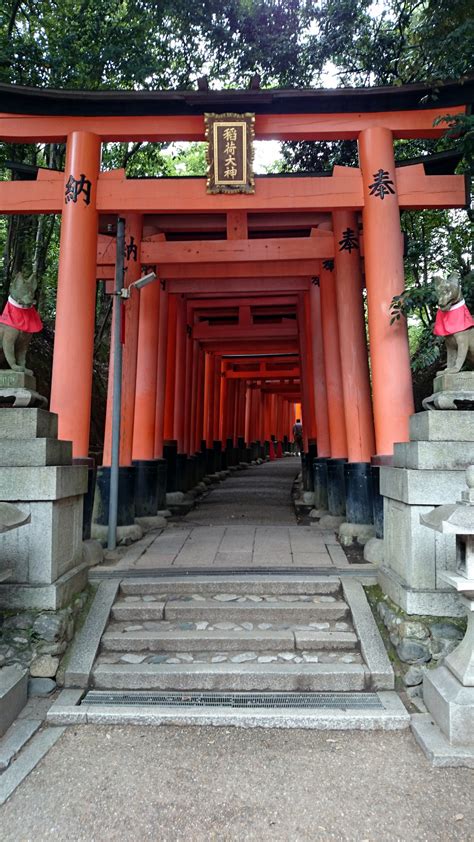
[378,411,474,616]
[0,370,47,408]
[423,371,474,411]
[0,408,88,609]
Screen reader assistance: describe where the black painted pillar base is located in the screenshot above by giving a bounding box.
[313,457,329,511]
[225,438,234,468]
[132,459,159,517]
[95,465,135,526]
[163,440,178,492]
[197,449,206,481]
[156,458,167,510]
[175,452,188,492]
[186,455,197,490]
[264,440,270,458]
[213,440,222,472]
[371,462,384,538]
[344,462,374,525]
[283,435,289,452]
[206,448,216,474]
[221,447,228,471]
[237,436,246,463]
[73,457,96,540]
[327,458,347,516]
[303,439,318,491]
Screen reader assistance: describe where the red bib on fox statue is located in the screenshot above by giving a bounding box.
[434,298,474,336]
[0,296,43,333]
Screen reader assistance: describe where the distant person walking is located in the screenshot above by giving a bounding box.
[292,419,303,455]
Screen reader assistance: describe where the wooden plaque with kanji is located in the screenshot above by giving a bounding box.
[205,113,255,194]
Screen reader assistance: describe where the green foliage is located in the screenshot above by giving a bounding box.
[101,142,207,178]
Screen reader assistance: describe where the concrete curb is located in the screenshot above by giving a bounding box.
[47,689,409,731]
[64,579,120,688]
[411,713,474,768]
[0,727,65,806]
[0,719,42,772]
[341,579,394,690]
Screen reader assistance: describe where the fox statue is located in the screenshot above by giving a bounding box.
[0,271,43,375]
[433,272,474,373]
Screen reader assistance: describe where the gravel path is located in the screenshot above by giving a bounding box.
[1,725,472,841]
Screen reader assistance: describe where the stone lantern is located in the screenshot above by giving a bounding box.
[412,465,474,764]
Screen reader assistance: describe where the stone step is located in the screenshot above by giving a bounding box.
[92,661,367,692]
[409,410,474,442]
[393,440,474,471]
[0,408,58,441]
[119,576,342,597]
[0,438,72,467]
[98,649,361,666]
[111,598,349,624]
[101,629,358,653]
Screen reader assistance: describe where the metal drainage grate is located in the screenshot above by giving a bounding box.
[82,691,383,710]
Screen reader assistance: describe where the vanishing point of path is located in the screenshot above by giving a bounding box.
[187,457,299,525]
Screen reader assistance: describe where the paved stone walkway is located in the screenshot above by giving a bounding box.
[188,458,299,525]
[1,725,472,840]
[113,461,349,572]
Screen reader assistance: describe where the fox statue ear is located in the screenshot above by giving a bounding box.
[447,271,461,287]
[433,275,444,292]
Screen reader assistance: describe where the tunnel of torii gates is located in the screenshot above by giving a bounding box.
[0,78,471,523]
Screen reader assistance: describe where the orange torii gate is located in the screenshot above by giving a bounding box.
[0,78,471,523]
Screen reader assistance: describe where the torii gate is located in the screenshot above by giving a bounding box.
[0,78,470,514]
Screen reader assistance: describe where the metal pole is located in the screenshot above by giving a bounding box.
[107,217,125,550]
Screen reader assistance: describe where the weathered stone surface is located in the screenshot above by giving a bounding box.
[0,408,57,440]
[403,665,424,686]
[377,565,463,618]
[0,665,27,736]
[30,654,59,678]
[383,498,456,590]
[363,537,384,565]
[0,495,84,585]
[342,579,394,690]
[398,621,430,642]
[393,441,474,471]
[32,612,67,642]
[134,516,167,532]
[396,640,431,664]
[65,580,120,688]
[0,371,36,390]
[0,438,72,467]
[93,661,367,692]
[430,622,463,641]
[0,718,42,771]
[423,664,474,747]
[92,523,143,546]
[28,678,56,696]
[339,523,375,547]
[2,612,34,630]
[0,465,87,502]
[319,515,345,529]
[409,411,474,443]
[0,387,47,408]
[82,539,104,568]
[166,492,185,505]
[380,467,467,506]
